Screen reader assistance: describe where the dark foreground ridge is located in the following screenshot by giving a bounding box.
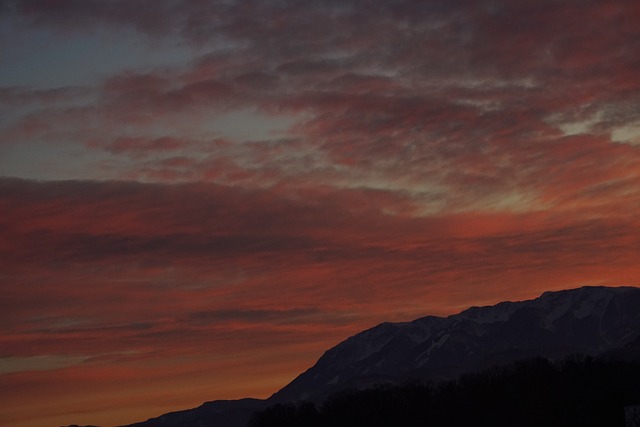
[121,286,640,427]
[123,399,267,427]
[251,356,640,427]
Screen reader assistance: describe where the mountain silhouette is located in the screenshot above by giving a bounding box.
[123,286,640,427]
[273,285,640,402]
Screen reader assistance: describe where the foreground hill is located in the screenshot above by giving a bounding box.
[124,286,640,426]
[124,399,267,427]
[252,356,640,427]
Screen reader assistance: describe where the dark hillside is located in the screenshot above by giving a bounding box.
[250,356,640,427]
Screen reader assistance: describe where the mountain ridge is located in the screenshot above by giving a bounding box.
[271,285,640,402]
[122,285,640,427]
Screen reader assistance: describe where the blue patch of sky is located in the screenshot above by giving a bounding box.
[0,18,196,89]
[202,109,300,141]
[0,140,122,181]
[0,17,304,181]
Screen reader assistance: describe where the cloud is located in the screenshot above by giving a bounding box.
[0,86,89,107]
[2,0,638,215]
[2,1,640,425]
[8,0,181,36]
[185,308,359,326]
[0,355,89,374]
[2,178,639,327]
[2,0,640,372]
[2,166,640,425]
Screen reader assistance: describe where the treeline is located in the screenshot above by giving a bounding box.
[249,356,640,427]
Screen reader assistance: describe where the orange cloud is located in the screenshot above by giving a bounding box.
[1,0,640,425]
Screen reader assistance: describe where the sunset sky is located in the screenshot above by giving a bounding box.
[1,0,640,426]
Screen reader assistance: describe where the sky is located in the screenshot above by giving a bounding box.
[1,0,639,425]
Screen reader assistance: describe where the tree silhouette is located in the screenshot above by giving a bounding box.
[250,355,640,427]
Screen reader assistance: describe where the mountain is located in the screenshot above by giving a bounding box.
[124,286,640,426]
[272,286,640,402]
[123,398,267,427]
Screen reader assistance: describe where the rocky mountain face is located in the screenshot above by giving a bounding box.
[124,286,640,426]
[272,286,640,402]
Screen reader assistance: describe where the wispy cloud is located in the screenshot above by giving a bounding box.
[1,1,639,426]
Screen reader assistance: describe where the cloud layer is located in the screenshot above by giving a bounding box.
[1,0,639,426]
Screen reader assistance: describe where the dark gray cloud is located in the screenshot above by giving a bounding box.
[186,308,359,326]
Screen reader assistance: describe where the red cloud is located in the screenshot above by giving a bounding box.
[2,174,640,425]
[2,0,640,425]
